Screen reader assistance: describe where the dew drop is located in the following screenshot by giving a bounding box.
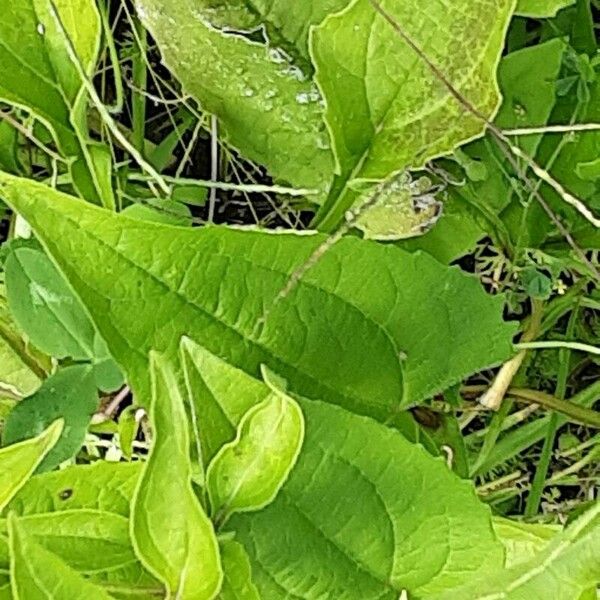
[37,23,45,35]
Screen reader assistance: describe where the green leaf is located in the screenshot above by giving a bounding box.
[445,38,566,253]
[435,503,600,598]
[0,308,43,397]
[0,121,21,174]
[312,0,515,229]
[0,420,62,512]
[7,512,115,600]
[4,462,161,598]
[0,174,516,420]
[135,0,335,199]
[219,540,260,600]
[5,245,99,359]
[183,344,505,598]
[3,364,98,472]
[6,461,141,517]
[4,245,123,390]
[0,509,137,573]
[207,389,304,524]
[130,353,222,599]
[492,517,561,568]
[0,0,107,204]
[516,0,575,17]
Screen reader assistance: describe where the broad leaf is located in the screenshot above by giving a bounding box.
[516,0,575,17]
[0,174,516,419]
[219,540,260,600]
[7,513,115,600]
[207,390,304,524]
[0,509,137,573]
[130,353,222,599]
[435,503,600,599]
[3,365,98,472]
[184,344,505,597]
[0,420,62,511]
[312,0,515,229]
[5,245,123,391]
[401,38,566,263]
[135,0,335,200]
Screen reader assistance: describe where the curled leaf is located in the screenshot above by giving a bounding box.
[0,420,62,511]
[207,389,304,525]
[130,353,222,599]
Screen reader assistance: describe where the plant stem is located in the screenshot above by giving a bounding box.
[479,298,544,410]
[524,308,577,517]
[516,341,600,356]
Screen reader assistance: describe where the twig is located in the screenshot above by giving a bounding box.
[464,385,600,429]
[479,299,544,410]
[516,340,600,356]
[503,123,600,136]
[0,111,66,164]
[208,115,218,223]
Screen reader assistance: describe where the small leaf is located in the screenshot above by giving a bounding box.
[0,509,137,573]
[130,353,222,599]
[117,406,140,461]
[207,390,304,525]
[4,246,123,389]
[0,314,43,398]
[492,517,561,568]
[5,246,97,359]
[181,337,270,471]
[7,512,115,599]
[0,420,62,512]
[0,0,107,204]
[6,461,141,517]
[516,0,575,17]
[3,365,99,472]
[435,503,600,599]
[219,540,260,600]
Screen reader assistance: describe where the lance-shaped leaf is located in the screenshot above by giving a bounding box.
[6,461,141,517]
[207,391,304,524]
[176,343,506,597]
[312,0,515,229]
[0,0,108,204]
[0,420,62,512]
[130,353,222,599]
[135,0,335,199]
[0,174,516,420]
[219,540,260,600]
[4,462,162,598]
[0,509,137,573]
[434,503,600,599]
[7,513,115,600]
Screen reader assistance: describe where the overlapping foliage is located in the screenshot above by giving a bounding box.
[0,0,598,598]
